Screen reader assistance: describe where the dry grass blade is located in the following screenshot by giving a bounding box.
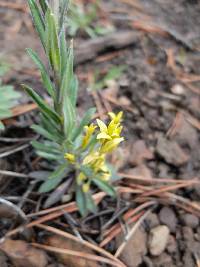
[115,208,153,257]
[118,172,197,184]
[132,20,169,37]
[5,193,106,239]
[35,224,126,267]
[100,211,144,248]
[32,243,122,267]
[139,180,199,198]
[28,192,106,217]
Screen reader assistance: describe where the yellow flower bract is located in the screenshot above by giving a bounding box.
[64,111,124,191]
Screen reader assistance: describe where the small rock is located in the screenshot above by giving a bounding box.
[174,117,198,149]
[171,84,185,95]
[118,96,131,106]
[167,235,177,254]
[46,235,99,267]
[182,251,195,267]
[182,226,194,241]
[159,207,177,233]
[152,253,173,267]
[156,136,189,166]
[130,140,154,165]
[148,225,170,256]
[116,227,147,267]
[157,163,170,178]
[181,213,199,229]
[145,212,160,229]
[127,164,153,179]
[0,239,48,267]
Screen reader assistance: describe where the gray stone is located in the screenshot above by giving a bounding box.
[116,227,147,267]
[159,207,177,233]
[182,213,199,229]
[146,212,160,229]
[148,225,170,256]
[156,137,189,166]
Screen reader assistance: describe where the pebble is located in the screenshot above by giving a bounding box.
[167,235,177,254]
[181,213,199,229]
[116,227,147,267]
[159,207,177,233]
[152,253,173,267]
[146,212,160,229]
[148,225,170,256]
[182,226,194,241]
[171,83,185,95]
[156,136,189,166]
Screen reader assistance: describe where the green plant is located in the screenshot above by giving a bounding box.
[0,61,21,130]
[67,1,113,38]
[25,0,124,216]
[91,66,126,91]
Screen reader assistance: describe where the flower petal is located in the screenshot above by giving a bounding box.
[97,132,112,140]
[96,119,107,132]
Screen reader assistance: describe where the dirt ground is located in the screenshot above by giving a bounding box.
[0,0,200,267]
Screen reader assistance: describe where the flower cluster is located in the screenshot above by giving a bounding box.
[64,111,124,193]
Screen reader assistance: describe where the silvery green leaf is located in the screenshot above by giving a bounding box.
[27,0,45,48]
[39,164,69,193]
[76,185,87,216]
[59,44,73,102]
[93,178,116,197]
[22,84,61,124]
[62,97,76,139]
[45,9,60,73]
[26,48,55,99]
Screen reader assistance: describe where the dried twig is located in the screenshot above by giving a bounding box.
[35,224,126,267]
[115,207,154,257]
[32,243,123,267]
[0,143,29,159]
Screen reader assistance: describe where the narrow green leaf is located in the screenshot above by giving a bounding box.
[93,178,116,197]
[45,9,60,72]
[36,151,62,160]
[22,84,61,124]
[32,140,60,155]
[69,76,78,107]
[40,114,63,142]
[27,0,46,48]
[62,97,76,139]
[71,107,96,141]
[26,48,55,99]
[59,0,69,31]
[31,124,61,143]
[76,185,87,216]
[39,164,68,193]
[85,192,97,213]
[60,29,68,77]
[59,44,73,102]
[39,0,48,14]
[0,109,12,119]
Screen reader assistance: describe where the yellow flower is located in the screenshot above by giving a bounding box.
[96,111,123,141]
[82,123,97,148]
[64,153,75,163]
[100,137,124,153]
[82,182,90,193]
[77,172,87,185]
[108,111,123,124]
